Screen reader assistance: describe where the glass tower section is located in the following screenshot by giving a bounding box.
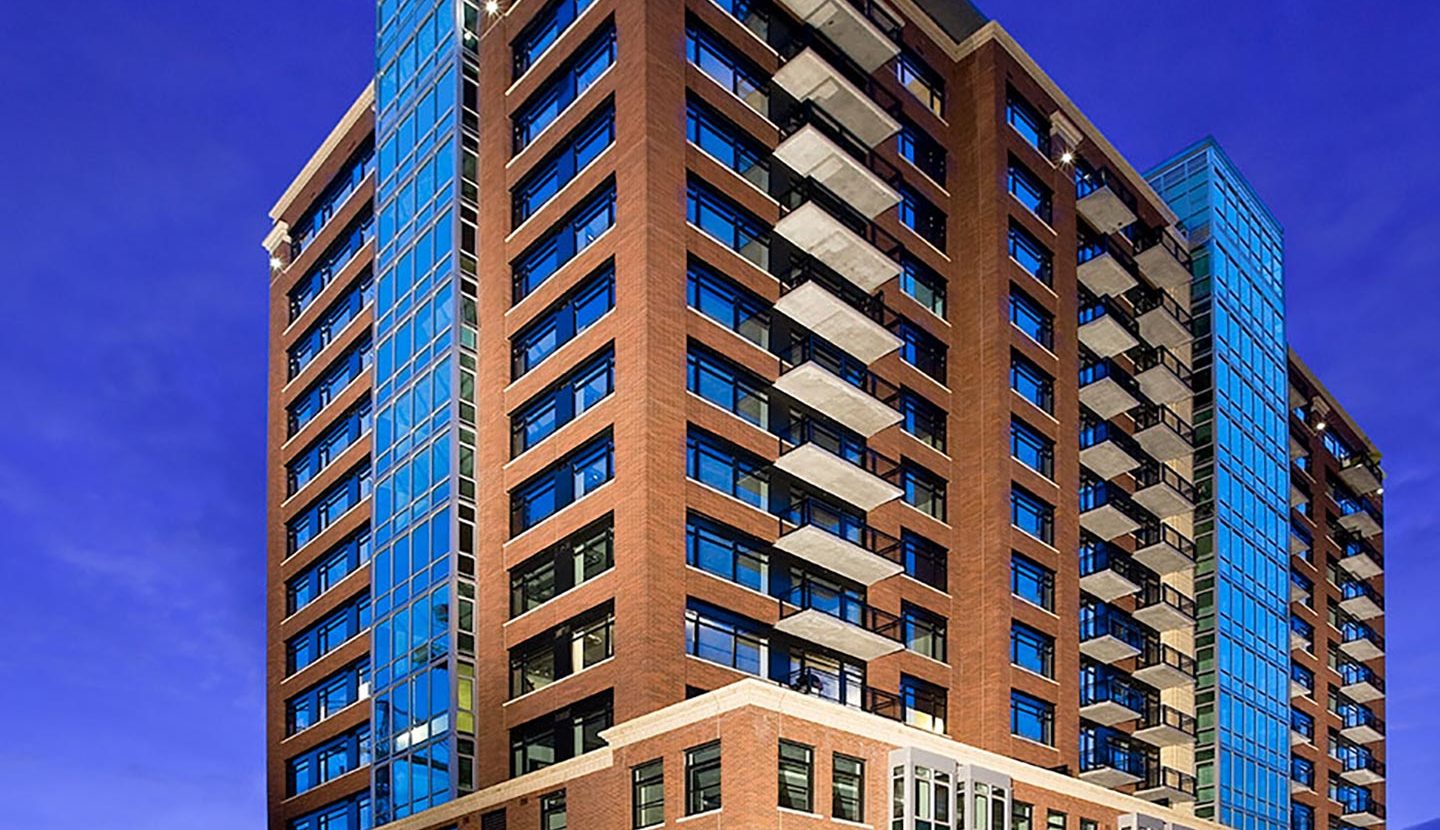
[1148,139,1288,830]
[371,0,482,823]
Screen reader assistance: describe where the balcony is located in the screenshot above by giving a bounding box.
[775,178,901,293]
[1128,285,1192,350]
[1290,615,1313,651]
[775,419,903,511]
[1342,753,1386,786]
[1290,569,1312,603]
[1132,639,1195,689]
[775,257,902,364]
[1290,523,1312,556]
[774,335,903,437]
[1340,662,1385,703]
[776,579,903,661]
[1335,494,1383,539]
[1336,533,1384,580]
[1079,604,1144,664]
[1080,481,1149,540]
[1132,405,1194,462]
[1079,539,1143,602]
[1132,523,1195,575]
[1342,798,1386,827]
[1339,579,1384,620]
[1080,418,1145,481]
[1130,346,1193,405]
[1290,665,1314,699]
[1078,294,1140,358]
[1134,703,1197,748]
[1132,228,1193,293]
[778,0,901,73]
[1077,236,1140,297]
[1289,761,1315,794]
[1074,162,1137,235]
[1079,357,1144,420]
[786,662,903,721]
[1337,453,1384,496]
[772,48,900,147]
[1290,478,1307,508]
[775,495,904,586]
[1341,705,1386,744]
[1079,730,1147,788]
[1339,621,1385,662]
[1132,581,1195,633]
[775,108,899,220]
[1135,766,1197,804]
[1131,463,1196,518]
[1079,670,1147,726]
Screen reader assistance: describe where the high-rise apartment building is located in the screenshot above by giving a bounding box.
[262,3,1384,830]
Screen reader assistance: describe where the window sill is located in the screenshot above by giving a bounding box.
[505,566,615,628]
[505,656,616,706]
[678,808,723,824]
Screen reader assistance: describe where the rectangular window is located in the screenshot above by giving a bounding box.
[778,740,814,812]
[899,187,947,249]
[685,601,767,675]
[513,182,616,302]
[286,593,371,675]
[1013,802,1033,830]
[1008,222,1053,285]
[686,429,769,509]
[902,463,947,521]
[286,659,371,735]
[903,604,947,661]
[633,759,664,828]
[287,793,371,830]
[900,257,946,317]
[901,675,947,733]
[687,260,771,348]
[1009,288,1053,349]
[686,25,768,115]
[512,264,615,378]
[513,103,615,227]
[687,180,770,269]
[1010,418,1054,479]
[288,397,373,496]
[287,466,372,553]
[288,274,375,379]
[286,725,370,796]
[508,516,610,614]
[1010,690,1054,745]
[511,433,614,535]
[710,0,770,39]
[900,390,946,451]
[1008,159,1052,223]
[1046,811,1067,830]
[287,529,372,614]
[512,0,601,78]
[687,513,769,593]
[287,335,373,436]
[289,210,374,322]
[1006,90,1049,154]
[901,530,947,590]
[512,347,615,456]
[1011,487,1054,544]
[897,121,946,183]
[1010,622,1054,678]
[289,139,374,258]
[509,603,614,698]
[1010,353,1054,413]
[897,320,947,381]
[687,97,768,190]
[832,754,864,822]
[687,346,769,427]
[1011,554,1054,610]
[510,691,614,775]
[685,741,723,815]
[539,791,568,830]
[896,51,943,116]
[513,24,616,152]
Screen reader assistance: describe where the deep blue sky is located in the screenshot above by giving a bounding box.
[1,2,1434,827]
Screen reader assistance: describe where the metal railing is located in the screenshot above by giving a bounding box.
[780,578,903,642]
[1079,540,1144,584]
[778,416,901,485]
[780,494,902,564]
[1078,293,1141,337]
[1137,638,1196,678]
[1080,479,1153,525]
[1136,581,1197,622]
[1133,462,1197,503]
[1339,579,1385,611]
[1074,159,1137,212]
[1127,283,1193,330]
[778,333,903,411]
[1133,523,1196,562]
[1133,227,1192,272]
[1078,355,1147,404]
[1130,345,1195,391]
[1079,670,1147,713]
[1142,702,1197,737]
[1131,404,1195,446]
[1079,417,1148,461]
[1080,605,1146,650]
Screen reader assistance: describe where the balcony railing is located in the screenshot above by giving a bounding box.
[1080,480,1153,524]
[1335,530,1384,576]
[1079,671,1148,714]
[1079,539,1145,584]
[1079,732,1148,779]
[778,99,879,174]
[1134,463,1196,502]
[1137,638,1196,677]
[785,664,902,721]
[1340,661,1385,696]
[1078,294,1141,358]
[1130,345,1194,397]
[1132,226,1192,271]
[1079,605,1146,651]
[1139,766,1198,799]
[1134,522,1196,561]
[1340,621,1385,654]
[778,255,897,326]
[1078,356,1147,417]
[778,334,903,409]
[1142,702,1197,737]
[1135,581,1196,622]
[779,416,899,480]
[1339,579,1385,612]
[1341,704,1386,736]
[780,578,902,642]
[780,494,902,564]
[778,177,898,252]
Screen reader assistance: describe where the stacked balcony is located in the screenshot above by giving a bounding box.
[1341,795,1386,827]
[1132,581,1195,633]
[776,177,900,294]
[777,0,902,73]
[1335,492,1383,539]
[1079,602,1144,663]
[1340,662,1385,703]
[1078,294,1140,358]
[1339,579,1384,620]
[1079,666,1147,725]
[1339,620,1385,661]
[1134,702,1196,748]
[1132,523,1195,575]
[1132,228,1193,293]
[1135,766,1197,804]
[1290,663,1315,699]
[1077,235,1140,297]
[1337,453,1384,496]
[1132,638,1195,689]
[1290,522,1313,556]
[1079,539,1143,602]
[776,494,903,585]
[774,417,904,511]
[1131,405,1194,462]
[1131,463,1196,518]
[1080,417,1145,481]
[1079,728,1147,787]
[772,46,899,149]
[1341,750,1386,786]
[775,335,903,437]
[1080,480,1149,540]
[1130,346,1193,405]
[1340,703,1386,744]
[775,257,902,364]
[1336,532,1384,579]
[1290,569,1313,604]
[776,577,903,660]
[1074,162,1137,235]
[785,661,903,722]
[1079,357,1144,420]
[1289,615,1314,651]
[1127,284,1192,350]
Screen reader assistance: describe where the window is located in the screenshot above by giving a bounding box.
[1010,622,1054,678]
[1008,159,1051,223]
[513,182,616,302]
[900,257,946,317]
[896,51,943,116]
[513,25,616,151]
[897,320,947,381]
[286,659,371,735]
[1080,820,1096,830]
[710,0,770,38]
[633,759,664,828]
[687,346,769,427]
[287,466,372,553]
[686,25,767,114]
[287,529,372,614]
[1011,554,1054,610]
[687,179,770,269]
[685,741,723,815]
[1006,90,1049,154]
[1046,811,1067,830]
[287,792,371,830]
[897,121,946,183]
[1010,690,1053,745]
[897,763,953,830]
[1012,802,1033,830]
[509,691,613,775]
[687,514,769,592]
[1008,222,1052,285]
[778,740,814,812]
[1011,487,1054,544]
[1009,288,1053,349]
[1010,418,1054,479]
[901,530,947,590]
[513,104,615,226]
[687,260,771,348]
[1010,353,1054,413]
[289,275,374,379]
[832,755,864,822]
[287,336,373,436]
[286,593,371,675]
[510,433,614,535]
[512,347,615,456]
[685,601,767,675]
[899,187,946,249]
[686,429,769,509]
[901,675,947,732]
[539,791,568,830]
[510,517,614,616]
[288,397,373,495]
[289,210,374,322]
[512,0,600,78]
[290,140,374,258]
[902,463,946,520]
[903,603,947,661]
[512,265,614,378]
[900,389,946,451]
[287,726,371,796]
[509,603,615,697]
[687,97,768,190]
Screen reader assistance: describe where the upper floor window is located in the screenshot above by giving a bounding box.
[1010,418,1054,479]
[1008,159,1052,223]
[633,759,665,829]
[897,320,947,382]
[1010,288,1053,349]
[512,0,602,79]
[687,97,769,191]
[289,210,375,322]
[514,24,617,153]
[513,103,615,227]
[686,600,766,675]
[687,180,770,270]
[901,530,947,590]
[1011,486,1054,544]
[287,465,372,553]
[687,260,771,348]
[902,603,947,661]
[510,690,613,776]
[710,0,770,39]
[900,675,947,733]
[512,347,615,456]
[1010,690,1053,744]
[510,433,614,535]
[287,335,373,437]
[900,257,946,318]
[290,140,374,258]
[288,397,373,496]
[686,25,768,115]
[289,272,374,379]
[1006,89,1049,154]
[902,463,946,521]
[540,791,568,830]
[687,346,769,428]
[832,754,865,823]
[288,792,371,830]
[1010,622,1054,678]
[509,602,615,698]
[286,658,371,735]
[287,528,372,615]
[685,740,724,815]
[899,389,946,452]
[287,725,371,796]
[287,592,372,675]
[686,429,769,509]
[1009,222,1053,285]
[510,517,614,616]
[897,120,946,183]
[512,264,615,379]
[899,187,947,250]
[513,182,616,303]
[687,513,769,592]
[1010,353,1054,413]
[896,51,943,117]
